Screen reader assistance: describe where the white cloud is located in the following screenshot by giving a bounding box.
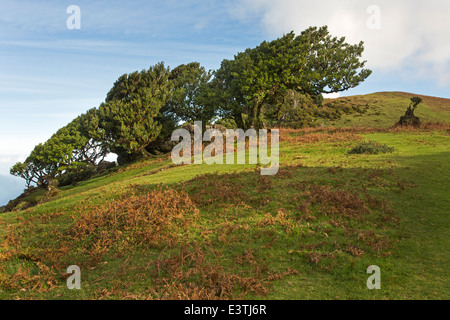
[323,92,340,99]
[234,0,450,86]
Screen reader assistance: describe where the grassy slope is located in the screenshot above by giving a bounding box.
[323,92,450,128]
[0,92,449,300]
[270,130,449,299]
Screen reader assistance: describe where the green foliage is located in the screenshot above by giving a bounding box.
[263,90,364,128]
[145,103,179,154]
[100,62,173,164]
[209,54,254,129]
[72,107,108,164]
[10,162,34,189]
[314,94,324,107]
[57,163,97,187]
[214,118,238,129]
[147,62,216,152]
[410,97,423,110]
[212,26,371,129]
[264,90,315,128]
[10,107,108,188]
[348,141,395,155]
[10,62,173,186]
[167,62,215,127]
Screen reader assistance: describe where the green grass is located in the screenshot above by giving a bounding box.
[323,92,450,128]
[268,130,450,299]
[0,126,449,300]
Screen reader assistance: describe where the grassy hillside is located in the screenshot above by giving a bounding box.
[323,92,450,128]
[1,122,449,300]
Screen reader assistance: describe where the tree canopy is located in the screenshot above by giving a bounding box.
[167,62,215,132]
[212,26,371,129]
[99,62,173,164]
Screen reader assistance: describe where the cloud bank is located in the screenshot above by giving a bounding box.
[233,0,450,87]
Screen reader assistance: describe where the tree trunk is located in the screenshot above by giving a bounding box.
[396,105,421,127]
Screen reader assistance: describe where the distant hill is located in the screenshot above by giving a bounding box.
[323,91,450,128]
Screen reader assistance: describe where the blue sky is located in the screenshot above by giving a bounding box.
[0,0,449,205]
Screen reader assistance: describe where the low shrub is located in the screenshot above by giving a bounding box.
[348,141,394,155]
[58,165,97,187]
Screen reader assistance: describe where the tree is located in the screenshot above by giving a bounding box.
[212,26,372,129]
[264,90,318,128]
[10,106,115,189]
[16,143,59,188]
[10,113,106,188]
[10,63,174,186]
[410,97,423,110]
[396,96,422,127]
[167,62,215,132]
[146,62,216,153]
[144,103,179,154]
[209,55,254,129]
[10,161,36,189]
[72,108,108,165]
[99,62,173,164]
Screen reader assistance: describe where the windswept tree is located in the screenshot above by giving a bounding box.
[209,56,253,129]
[10,161,38,189]
[212,26,372,129]
[145,102,179,154]
[264,90,318,128]
[10,108,108,188]
[167,62,215,132]
[396,96,422,127]
[147,62,214,153]
[10,140,68,188]
[99,62,173,164]
[73,107,108,165]
[10,132,75,188]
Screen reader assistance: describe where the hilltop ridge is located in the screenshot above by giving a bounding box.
[323,91,450,128]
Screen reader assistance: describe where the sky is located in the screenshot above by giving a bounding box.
[0,0,449,205]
